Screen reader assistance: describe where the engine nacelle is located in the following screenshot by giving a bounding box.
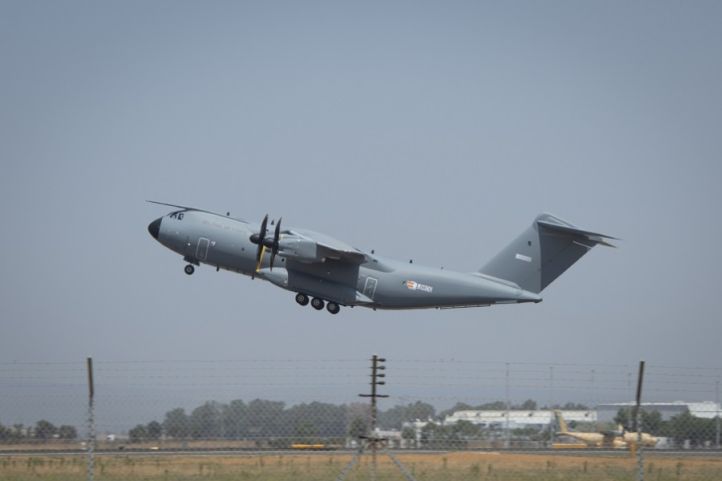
[278,238,319,262]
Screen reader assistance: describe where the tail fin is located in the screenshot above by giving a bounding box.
[555,410,569,434]
[480,214,616,294]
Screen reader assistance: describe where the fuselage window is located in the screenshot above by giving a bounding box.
[169,211,184,220]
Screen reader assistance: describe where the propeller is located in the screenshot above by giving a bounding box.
[249,214,269,277]
[268,217,282,270]
[249,215,284,274]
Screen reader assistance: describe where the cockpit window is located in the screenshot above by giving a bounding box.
[168,211,185,220]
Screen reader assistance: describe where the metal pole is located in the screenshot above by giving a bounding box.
[505,362,510,449]
[591,369,596,429]
[714,379,720,449]
[627,370,632,400]
[549,366,554,408]
[86,357,95,481]
[634,361,645,481]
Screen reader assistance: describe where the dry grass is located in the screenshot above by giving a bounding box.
[1,451,721,480]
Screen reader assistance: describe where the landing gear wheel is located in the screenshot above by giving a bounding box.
[311,297,325,310]
[295,293,309,306]
[184,264,195,275]
[326,302,340,315]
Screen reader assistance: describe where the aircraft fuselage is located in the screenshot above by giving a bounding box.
[148,209,542,313]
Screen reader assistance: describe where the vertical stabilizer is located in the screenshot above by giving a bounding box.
[480,214,616,293]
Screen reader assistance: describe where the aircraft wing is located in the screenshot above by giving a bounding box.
[316,242,366,264]
[286,229,366,265]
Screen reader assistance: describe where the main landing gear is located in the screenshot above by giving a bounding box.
[296,293,340,314]
[326,302,340,315]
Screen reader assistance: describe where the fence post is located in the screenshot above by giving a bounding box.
[505,362,511,449]
[714,379,720,449]
[86,357,95,481]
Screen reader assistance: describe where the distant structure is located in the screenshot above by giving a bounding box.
[443,410,596,430]
[596,401,721,422]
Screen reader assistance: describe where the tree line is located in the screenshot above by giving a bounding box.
[126,397,574,443]
[0,420,77,443]
[128,399,440,443]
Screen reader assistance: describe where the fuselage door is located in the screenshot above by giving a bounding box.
[196,237,210,261]
[363,277,378,300]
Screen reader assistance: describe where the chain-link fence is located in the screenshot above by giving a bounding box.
[1,358,720,480]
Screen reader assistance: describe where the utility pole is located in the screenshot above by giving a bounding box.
[359,355,388,481]
[335,355,418,481]
[86,357,95,481]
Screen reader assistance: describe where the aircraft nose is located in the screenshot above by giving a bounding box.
[148,217,162,240]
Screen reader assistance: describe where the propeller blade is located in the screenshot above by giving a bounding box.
[259,214,268,240]
[270,218,281,270]
[250,214,269,278]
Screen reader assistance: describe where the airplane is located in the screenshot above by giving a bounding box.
[554,410,657,449]
[147,202,615,314]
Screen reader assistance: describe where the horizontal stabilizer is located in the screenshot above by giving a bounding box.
[536,217,618,248]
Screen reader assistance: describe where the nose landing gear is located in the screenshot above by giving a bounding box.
[184,264,195,275]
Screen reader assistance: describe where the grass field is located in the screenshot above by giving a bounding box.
[1,452,721,480]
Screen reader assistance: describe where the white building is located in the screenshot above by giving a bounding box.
[443,410,596,430]
[596,401,721,422]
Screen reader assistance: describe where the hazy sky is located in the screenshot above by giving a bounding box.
[2,0,721,413]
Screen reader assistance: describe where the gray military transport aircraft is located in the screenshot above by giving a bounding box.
[147,202,615,314]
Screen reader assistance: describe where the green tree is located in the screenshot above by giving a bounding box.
[163,408,189,439]
[284,402,346,439]
[401,426,416,446]
[614,408,664,435]
[12,424,25,442]
[34,420,57,440]
[437,402,475,420]
[379,402,435,429]
[245,399,285,438]
[190,401,223,439]
[667,412,716,447]
[129,424,147,443]
[614,408,632,428]
[420,420,481,449]
[641,410,663,435]
[58,425,77,440]
[518,399,537,410]
[223,400,247,439]
[293,421,319,443]
[146,421,162,440]
[348,417,368,439]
